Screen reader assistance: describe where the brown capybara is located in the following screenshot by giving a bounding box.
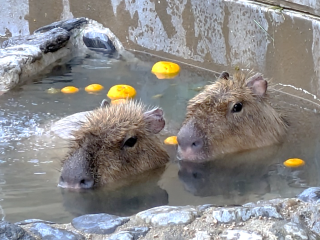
[58,100,169,189]
[177,71,289,161]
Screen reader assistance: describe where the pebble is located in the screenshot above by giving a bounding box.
[71,213,129,234]
[136,205,199,227]
[28,223,84,240]
[0,221,35,240]
[220,230,263,240]
[298,187,320,203]
[108,227,149,240]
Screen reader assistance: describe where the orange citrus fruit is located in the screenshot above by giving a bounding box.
[61,86,79,94]
[283,158,305,168]
[151,61,180,79]
[85,84,104,92]
[107,85,136,100]
[164,136,178,145]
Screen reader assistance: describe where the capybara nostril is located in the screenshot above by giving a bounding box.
[79,178,94,189]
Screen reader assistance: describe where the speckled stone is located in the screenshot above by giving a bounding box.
[15,219,55,226]
[283,222,308,240]
[28,223,84,240]
[220,230,263,240]
[136,205,199,227]
[108,227,149,240]
[212,206,282,223]
[298,187,320,203]
[72,213,130,234]
[0,221,35,240]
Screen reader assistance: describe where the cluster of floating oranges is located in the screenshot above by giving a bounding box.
[53,61,181,145]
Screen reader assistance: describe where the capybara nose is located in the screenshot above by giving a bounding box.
[177,124,204,160]
[58,174,94,189]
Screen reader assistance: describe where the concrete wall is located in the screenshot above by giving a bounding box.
[2,0,320,99]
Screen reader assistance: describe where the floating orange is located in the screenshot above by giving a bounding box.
[164,136,178,145]
[283,158,305,168]
[85,84,104,92]
[107,85,136,100]
[61,86,79,94]
[151,61,180,79]
[111,99,127,105]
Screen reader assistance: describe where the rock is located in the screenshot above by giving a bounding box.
[108,227,149,240]
[197,204,215,213]
[192,230,211,240]
[220,230,263,240]
[34,17,88,33]
[15,219,56,226]
[1,28,70,53]
[71,213,130,234]
[212,206,282,223]
[136,205,199,227]
[298,187,320,203]
[282,222,308,240]
[0,220,35,240]
[28,223,84,240]
[83,31,116,54]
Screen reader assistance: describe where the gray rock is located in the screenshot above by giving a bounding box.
[72,213,130,234]
[83,31,116,54]
[34,17,88,33]
[136,205,199,227]
[212,206,282,223]
[28,223,84,240]
[15,219,55,226]
[197,204,215,213]
[298,187,320,203]
[0,220,35,240]
[108,227,149,240]
[220,230,263,240]
[191,230,211,240]
[1,28,70,53]
[283,222,308,240]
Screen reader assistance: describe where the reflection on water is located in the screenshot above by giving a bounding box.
[1,50,320,223]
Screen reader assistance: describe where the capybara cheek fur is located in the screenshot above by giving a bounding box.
[59,101,169,189]
[177,71,289,161]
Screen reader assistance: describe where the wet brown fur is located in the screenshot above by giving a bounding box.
[183,71,289,159]
[64,101,169,186]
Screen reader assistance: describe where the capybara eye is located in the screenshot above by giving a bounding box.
[232,102,243,113]
[123,136,138,148]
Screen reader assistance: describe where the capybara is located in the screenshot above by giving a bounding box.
[58,100,169,189]
[177,71,289,161]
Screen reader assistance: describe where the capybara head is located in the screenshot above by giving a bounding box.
[177,71,289,161]
[59,100,169,189]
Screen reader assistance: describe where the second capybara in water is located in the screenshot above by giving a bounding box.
[58,100,169,189]
[177,71,289,161]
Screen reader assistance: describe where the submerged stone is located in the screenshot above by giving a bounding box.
[136,205,199,227]
[108,227,149,240]
[71,213,129,234]
[220,230,263,240]
[298,187,320,203]
[0,221,35,240]
[28,223,84,240]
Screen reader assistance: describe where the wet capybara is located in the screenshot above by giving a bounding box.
[58,100,169,189]
[177,71,289,161]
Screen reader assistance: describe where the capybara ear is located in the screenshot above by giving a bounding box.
[143,108,165,134]
[246,73,267,96]
[219,71,229,80]
[100,99,110,108]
